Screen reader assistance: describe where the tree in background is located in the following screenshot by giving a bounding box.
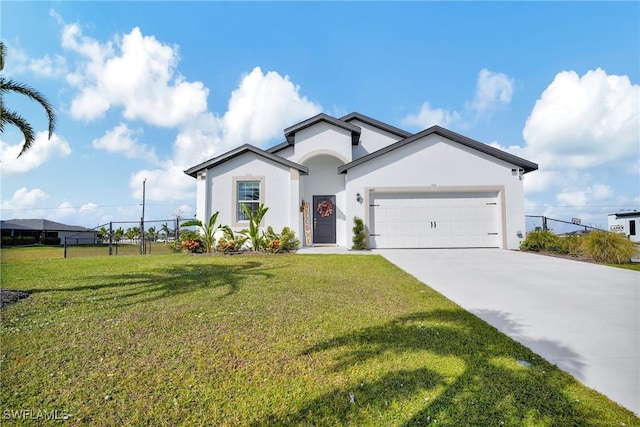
[0,42,57,157]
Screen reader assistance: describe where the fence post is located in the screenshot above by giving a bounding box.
[108,222,113,256]
[140,218,145,255]
[64,237,67,258]
[175,218,180,241]
[542,216,548,231]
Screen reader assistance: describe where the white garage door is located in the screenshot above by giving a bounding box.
[369,191,501,248]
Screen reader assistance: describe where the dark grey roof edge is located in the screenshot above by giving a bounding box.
[283,113,361,145]
[340,112,412,138]
[0,219,91,232]
[184,144,309,178]
[266,140,289,154]
[338,125,539,174]
[609,210,640,218]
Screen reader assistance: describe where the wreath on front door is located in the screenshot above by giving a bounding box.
[317,200,333,218]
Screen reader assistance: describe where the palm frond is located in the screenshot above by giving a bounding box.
[0,41,5,71]
[1,106,35,157]
[0,77,57,139]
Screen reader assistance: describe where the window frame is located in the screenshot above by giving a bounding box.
[232,176,264,226]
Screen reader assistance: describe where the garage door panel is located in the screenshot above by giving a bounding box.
[370,191,501,249]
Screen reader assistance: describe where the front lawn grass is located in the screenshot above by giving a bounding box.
[1,252,638,426]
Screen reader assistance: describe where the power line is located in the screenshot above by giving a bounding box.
[0,202,183,211]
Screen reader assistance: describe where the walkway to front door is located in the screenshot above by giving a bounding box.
[313,195,336,244]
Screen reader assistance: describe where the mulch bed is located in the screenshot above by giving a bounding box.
[1,290,30,309]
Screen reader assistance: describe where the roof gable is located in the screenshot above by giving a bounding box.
[284,113,361,145]
[338,125,538,174]
[184,144,308,178]
[340,112,412,139]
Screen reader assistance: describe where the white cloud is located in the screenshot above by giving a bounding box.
[63,25,208,126]
[92,123,159,163]
[79,202,99,213]
[468,68,514,115]
[0,132,72,175]
[1,43,68,79]
[222,67,322,148]
[133,67,323,203]
[401,102,461,129]
[523,170,560,195]
[129,162,195,204]
[522,68,639,170]
[402,68,513,129]
[1,187,49,212]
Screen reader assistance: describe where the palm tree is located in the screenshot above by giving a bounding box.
[97,226,109,243]
[160,222,173,242]
[114,227,124,243]
[146,226,157,242]
[0,41,57,157]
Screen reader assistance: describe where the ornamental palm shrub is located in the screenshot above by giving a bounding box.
[352,217,367,250]
[579,230,637,264]
[240,204,269,251]
[181,212,221,253]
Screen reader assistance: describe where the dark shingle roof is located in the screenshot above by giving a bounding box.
[184,144,308,178]
[340,112,412,139]
[0,219,91,232]
[338,125,538,174]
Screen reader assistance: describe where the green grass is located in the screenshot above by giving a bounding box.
[1,242,174,261]
[608,262,640,271]
[1,250,638,426]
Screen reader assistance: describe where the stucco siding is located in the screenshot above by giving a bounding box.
[200,153,299,239]
[289,122,353,164]
[350,119,404,159]
[344,134,526,249]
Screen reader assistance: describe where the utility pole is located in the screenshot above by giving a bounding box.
[141,178,146,255]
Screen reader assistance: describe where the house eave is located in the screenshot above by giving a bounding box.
[283,113,361,145]
[338,125,539,174]
[340,112,412,139]
[184,144,309,178]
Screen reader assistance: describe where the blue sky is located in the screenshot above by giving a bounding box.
[1,1,638,230]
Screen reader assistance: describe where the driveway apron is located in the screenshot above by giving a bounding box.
[376,248,640,415]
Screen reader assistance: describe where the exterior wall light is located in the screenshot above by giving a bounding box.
[356,192,363,203]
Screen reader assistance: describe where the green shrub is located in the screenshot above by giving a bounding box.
[217,226,248,253]
[520,228,567,253]
[264,226,299,253]
[352,217,367,250]
[169,230,205,253]
[41,237,61,246]
[1,236,37,246]
[579,230,638,264]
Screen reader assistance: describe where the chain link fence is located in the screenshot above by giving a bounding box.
[63,218,190,258]
[525,215,605,236]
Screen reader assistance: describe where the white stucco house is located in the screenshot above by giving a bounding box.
[184,112,538,250]
[608,210,639,243]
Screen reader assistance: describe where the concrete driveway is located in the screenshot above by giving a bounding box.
[376,249,640,415]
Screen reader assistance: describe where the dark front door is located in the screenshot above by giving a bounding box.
[313,195,336,244]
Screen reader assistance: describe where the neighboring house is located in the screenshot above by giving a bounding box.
[185,112,538,250]
[0,219,97,245]
[608,210,640,243]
